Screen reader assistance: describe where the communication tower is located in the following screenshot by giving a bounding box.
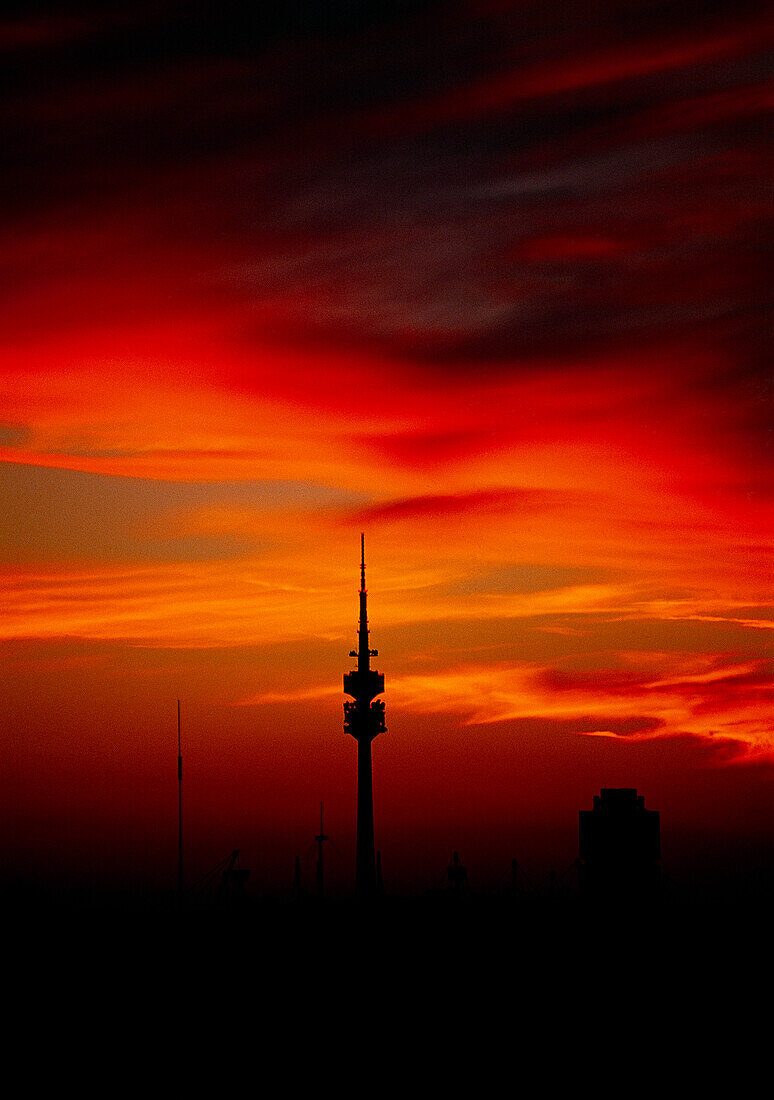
[343,534,386,899]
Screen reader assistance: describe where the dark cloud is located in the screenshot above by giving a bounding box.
[3,1,770,427]
[492,714,666,738]
[362,429,500,467]
[350,486,574,523]
[539,658,774,710]
[571,715,666,738]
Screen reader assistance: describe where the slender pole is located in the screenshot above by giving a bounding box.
[294,855,302,899]
[315,801,326,897]
[177,699,183,903]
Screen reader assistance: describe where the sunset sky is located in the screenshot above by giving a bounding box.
[2,1,772,895]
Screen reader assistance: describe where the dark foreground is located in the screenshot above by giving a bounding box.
[7,879,773,983]
[4,881,770,1085]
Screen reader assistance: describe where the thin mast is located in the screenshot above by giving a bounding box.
[315,801,328,897]
[177,699,183,902]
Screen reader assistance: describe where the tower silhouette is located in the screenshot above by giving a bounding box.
[343,534,386,899]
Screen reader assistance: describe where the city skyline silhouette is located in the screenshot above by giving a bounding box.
[2,535,770,913]
[1,3,771,918]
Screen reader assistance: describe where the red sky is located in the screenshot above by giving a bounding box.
[1,1,772,896]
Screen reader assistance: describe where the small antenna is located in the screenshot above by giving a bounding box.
[360,531,366,592]
[315,801,329,897]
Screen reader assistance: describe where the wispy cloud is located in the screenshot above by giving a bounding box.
[1,1,770,770]
[237,653,774,761]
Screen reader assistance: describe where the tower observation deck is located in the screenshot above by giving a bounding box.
[343,533,386,898]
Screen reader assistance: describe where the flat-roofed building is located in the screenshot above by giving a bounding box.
[579,788,660,898]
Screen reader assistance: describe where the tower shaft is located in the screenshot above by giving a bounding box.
[356,735,375,897]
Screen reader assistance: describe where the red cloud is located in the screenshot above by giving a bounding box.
[350,488,573,524]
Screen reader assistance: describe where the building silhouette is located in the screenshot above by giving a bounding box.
[343,535,386,899]
[578,788,660,899]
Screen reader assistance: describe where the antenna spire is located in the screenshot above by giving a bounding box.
[357,533,371,673]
